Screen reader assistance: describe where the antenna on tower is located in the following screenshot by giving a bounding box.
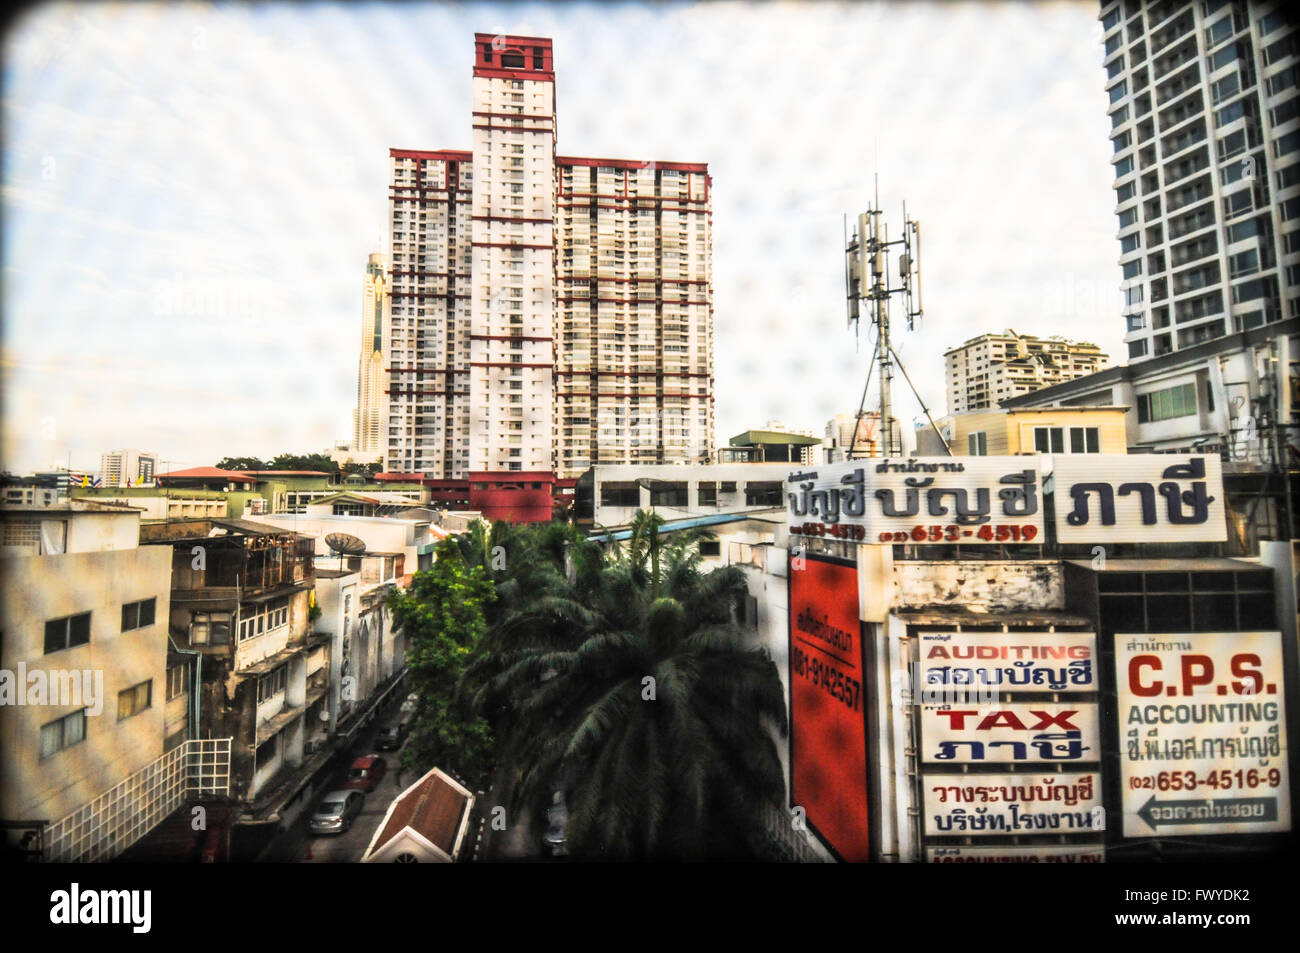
[844,182,948,457]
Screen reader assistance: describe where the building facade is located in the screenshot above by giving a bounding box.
[99,449,159,488]
[354,253,388,459]
[915,406,1131,456]
[383,34,713,484]
[945,330,1109,414]
[1101,0,1298,362]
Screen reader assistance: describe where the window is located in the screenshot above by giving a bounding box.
[697,482,717,506]
[1205,15,1232,48]
[1128,338,1149,358]
[650,483,688,507]
[190,610,231,645]
[967,431,988,455]
[117,680,151,720]
[44,612,91,654]
[1033,427,1065,453]
[40,709,86,759]
[698,541,721,557]
[257,666,288,704]
[167,665,187,700]
[239,598,289,642]
[744,481,784,507]
[1069,427,1102,453]
[600,484,639,507]
[121,598,156,632]
[1137,382,1198,422]
[255,734,278,768]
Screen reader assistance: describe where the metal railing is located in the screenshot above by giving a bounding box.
[43,738,231,862]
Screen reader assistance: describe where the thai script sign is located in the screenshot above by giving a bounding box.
[787,458,1044,544]
[920,702,1101,764]
[788,554,870,861]
[1115,632,1290,837]
[927,845,1104,863]
[918,631,1097,693]
[923,772,1103,837]
[1052,454,1226,543]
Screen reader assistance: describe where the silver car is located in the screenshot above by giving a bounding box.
[309,790,364,835]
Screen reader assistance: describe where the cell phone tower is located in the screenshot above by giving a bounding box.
[844,176,949,457]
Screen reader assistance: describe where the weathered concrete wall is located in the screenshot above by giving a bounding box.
[893,560,1062,612]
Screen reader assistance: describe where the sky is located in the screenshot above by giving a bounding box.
[1,0,1125,474]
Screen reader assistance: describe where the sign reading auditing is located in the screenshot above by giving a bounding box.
[1051,454,1226,544]
[1115,632,1290,838]
[918,631,1098,694]
[786,458,1044,544]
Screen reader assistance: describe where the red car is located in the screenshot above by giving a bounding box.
[343,754,387,793]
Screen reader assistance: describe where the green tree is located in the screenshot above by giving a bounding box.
[476,511,787,860]
[215,456,267,472]
[388,537,497,788]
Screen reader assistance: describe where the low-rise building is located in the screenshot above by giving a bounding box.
[573,462,792,529]
[915,406,1130,456]
[0,500,179,858]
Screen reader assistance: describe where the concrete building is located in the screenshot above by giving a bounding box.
[1100,0,1298,363]
[354,253,388,459]
[383,33,713,486]
[0,500,179,857]
[99,448,159,488]
[915,406,1131,456]
[573,462,791,529]
[945,330,1109,414]
[139,518,323,807]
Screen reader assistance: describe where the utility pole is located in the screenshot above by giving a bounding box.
[845,178,945,456]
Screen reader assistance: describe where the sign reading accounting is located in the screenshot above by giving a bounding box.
[1115,632,1290,838]
[788,553,870,862]
[1051,454,1226,543]
[787,458,1044,545]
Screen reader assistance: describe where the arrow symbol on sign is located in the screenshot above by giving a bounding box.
[1135,795,1278,831]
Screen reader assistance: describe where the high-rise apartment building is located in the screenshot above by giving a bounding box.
[1102,0,1298,361]
[353,252,388,458]
[99,448,159,488]
[384,34,714,481]
[944,330,1108,413]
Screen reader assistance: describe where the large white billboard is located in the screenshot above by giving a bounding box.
[1115,632,1290,837]
[1052,454,1226,544]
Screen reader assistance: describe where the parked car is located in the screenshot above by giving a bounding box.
[309,790,364,835]
[376,721,409,752]
[542,790,568,857]
[343,754,387,792]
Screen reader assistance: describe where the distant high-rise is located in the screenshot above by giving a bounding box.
[99,448,159,487]
[944,330,1108,414]
[353,252,387,458]
[1101,0,1298,361]
[383,34,714,481]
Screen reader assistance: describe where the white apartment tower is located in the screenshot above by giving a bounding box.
[384,34,714,480]
[1102,0,1298,362]
[353,252,388,458]
[944,330,1109,413]
[99,448,159,488]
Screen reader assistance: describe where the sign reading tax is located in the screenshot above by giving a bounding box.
[787,458,1044,544]
[1052,454,1226,544]
[1115,632,1290,838]
[920,702,1100,764]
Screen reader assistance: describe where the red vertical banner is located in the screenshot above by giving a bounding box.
[789,554,870,861]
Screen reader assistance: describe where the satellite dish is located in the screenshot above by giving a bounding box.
[325,533,366,555]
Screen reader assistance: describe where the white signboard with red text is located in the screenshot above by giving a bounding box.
[1115,632,1290,837]
[918,631,1098,694]
[919,703,1100,765]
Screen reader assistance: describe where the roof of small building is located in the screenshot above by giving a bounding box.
[365,767,473,861]
[158,467,255,481]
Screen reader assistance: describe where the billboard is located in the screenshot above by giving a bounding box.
[787,458,1043,544]
[922,772,1103,836]
[917,631,1098,694]
[788,553,870,861]
[1115,632,1291,837]
[920,702,1100,764]
[1051,454,1226,543]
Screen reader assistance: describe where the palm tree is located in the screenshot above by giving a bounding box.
[474,510,788,860]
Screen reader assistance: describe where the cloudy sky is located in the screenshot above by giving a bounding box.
[2,0,1123,474]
